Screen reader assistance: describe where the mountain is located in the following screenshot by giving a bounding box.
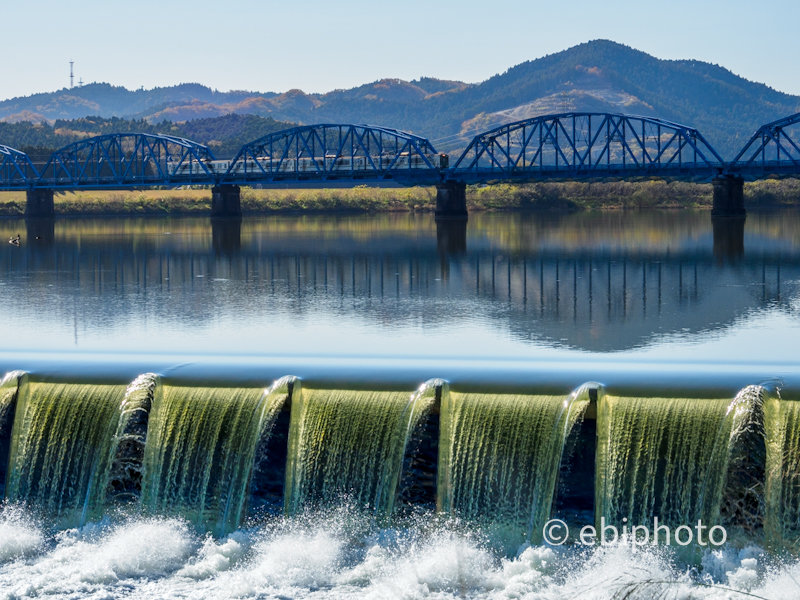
[0,114,295,160]
[2,40,799,158]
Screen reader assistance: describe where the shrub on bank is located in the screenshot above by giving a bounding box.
[0,179,797,216]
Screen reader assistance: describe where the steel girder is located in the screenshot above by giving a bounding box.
[223,124,439,185]
[730,113,800,174]
[0,145,39,189]
[37,133,217,189]
[450,113,725,181]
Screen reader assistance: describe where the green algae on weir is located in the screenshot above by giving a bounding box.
[765,392,800,553]
[437,385,591,550]
[5,377,126,528]
[595,387,769,548]
[284,381,438,519]
[3,370,800,558]
[140,379,290,537]
[0,371,24,499]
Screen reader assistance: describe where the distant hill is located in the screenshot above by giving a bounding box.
[0,114,295,160]
[2,40,799,158]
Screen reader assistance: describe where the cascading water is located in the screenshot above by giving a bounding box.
[719,385,767,544]
[765,393,800,552]
[0,371,24,499]
[140,378,291,536]
[5,377,126,527]
[437,386,591,550]
[104,373,159,506]
[284,381,437,518]
[595,388,767,542]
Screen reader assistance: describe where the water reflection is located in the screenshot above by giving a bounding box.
[211,217,242,255]
[0,211,798,354]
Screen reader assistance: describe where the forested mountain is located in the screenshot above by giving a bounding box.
[0,114,294,160]
[2,40,799,158]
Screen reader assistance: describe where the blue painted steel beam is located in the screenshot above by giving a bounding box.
[36,133,217,189]
[729,113,800,179]
[450,113,725,183]
[221,124,441,187]
[0,145,39,189]
[9,114,800,192]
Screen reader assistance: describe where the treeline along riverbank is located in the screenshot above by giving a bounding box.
[0,179,799,216]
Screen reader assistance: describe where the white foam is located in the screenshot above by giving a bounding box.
[0,506,44,562]
[0,518,197,598]
[1,512,799,599]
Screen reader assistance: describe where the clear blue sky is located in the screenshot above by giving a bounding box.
[5,0,800,100]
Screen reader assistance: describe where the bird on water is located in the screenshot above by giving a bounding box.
[8,234,20,246]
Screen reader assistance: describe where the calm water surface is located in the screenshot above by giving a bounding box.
[0,210,798,392]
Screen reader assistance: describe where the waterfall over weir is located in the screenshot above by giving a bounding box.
[437,386,591,549]
[595,387,768,547]
[284,382,438,518]
[5,378,126,527]
[0,370,798,557]
[140,379,291,536]
[766,392,800,552]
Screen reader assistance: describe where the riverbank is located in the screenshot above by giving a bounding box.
[0,179,798,216]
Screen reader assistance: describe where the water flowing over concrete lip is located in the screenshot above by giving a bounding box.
[0,351,798,398]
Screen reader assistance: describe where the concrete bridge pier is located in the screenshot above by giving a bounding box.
[712,175,745,217]
[435,182,468,218]
[25,189,55,217]
[211,184,241,217]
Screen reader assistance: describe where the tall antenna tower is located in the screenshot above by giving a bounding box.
[70,60,74,89]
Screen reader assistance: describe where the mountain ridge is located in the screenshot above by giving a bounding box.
[2,40,799,158]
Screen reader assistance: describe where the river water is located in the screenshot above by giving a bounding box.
[0,209,799,599]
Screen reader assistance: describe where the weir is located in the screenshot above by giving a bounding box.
[0,371,797,555]
[5,378,127,527]
[437,385,591,549]
[284,382,437,518]
[765,392,800,552]
[595,388,769,548]
[140,379,290,536]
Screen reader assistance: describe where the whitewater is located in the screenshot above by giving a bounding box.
[0,505,797,600]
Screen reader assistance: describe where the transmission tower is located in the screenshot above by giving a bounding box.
[70,60,74,89]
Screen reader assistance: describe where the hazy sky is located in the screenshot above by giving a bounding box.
[4,0,799,100]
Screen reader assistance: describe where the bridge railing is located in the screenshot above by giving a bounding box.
[222,124,441,185]
[36,133,217,189]
[450,113,725,181]
[0,145,39,189]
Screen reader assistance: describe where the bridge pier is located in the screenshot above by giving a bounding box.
[25,189,54,218]
[211,184,241,217]
[712,175,745,217]
[435,182,468,218]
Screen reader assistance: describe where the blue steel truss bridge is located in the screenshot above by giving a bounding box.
[3,112,800,218]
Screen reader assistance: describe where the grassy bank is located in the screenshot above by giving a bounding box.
[0,179,798,216]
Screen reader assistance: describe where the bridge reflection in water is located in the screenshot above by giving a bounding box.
[3,211,797,353]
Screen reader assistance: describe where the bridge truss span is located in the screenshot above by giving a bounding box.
[450,113,725,182]
[0,145,39,189]
[222,124,441,186]
[37,133,217,189]
[730,112,800,177]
